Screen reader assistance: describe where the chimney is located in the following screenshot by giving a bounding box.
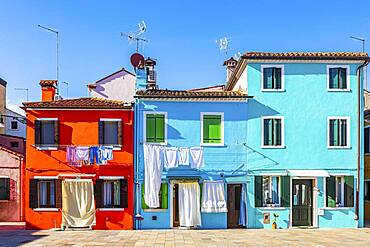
[145,57,157,90]
[223,57,238,82]
[40,80,58,102]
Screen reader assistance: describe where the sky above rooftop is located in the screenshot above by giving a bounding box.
[1,0,370,114]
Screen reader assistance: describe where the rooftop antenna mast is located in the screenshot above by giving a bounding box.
[216,37,231,56]
[121,21,148,53]
[38,25,60,95]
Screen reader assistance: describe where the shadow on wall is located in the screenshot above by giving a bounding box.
[246,99,279,120]
[167,124,185,140]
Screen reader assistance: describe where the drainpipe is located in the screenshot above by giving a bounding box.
[133,98,140,229]
[355,59,369,221]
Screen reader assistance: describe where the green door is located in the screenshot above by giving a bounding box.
[292,179,313,227]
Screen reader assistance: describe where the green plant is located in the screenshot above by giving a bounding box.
[272,213,279,224]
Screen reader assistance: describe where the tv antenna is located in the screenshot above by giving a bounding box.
[121,21,148,53]
[216,37,231,56]
[233,52,242,61]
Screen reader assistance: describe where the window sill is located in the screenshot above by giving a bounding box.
[365,153,370,156]
[258,206,287,210]
[143,209,167,212]
[200,143,225,147]
[33,208,59,212]
[321,207,352,210]
[261,145,285,149]
[35,146,58,151]
[261,89,285,92]
[98,208,125,211]
[143,142,167,146]
[0,200,10,202]
[327,89,350,92]
[327,146,351,149]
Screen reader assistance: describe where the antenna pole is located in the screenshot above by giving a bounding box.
[14,88,29,102]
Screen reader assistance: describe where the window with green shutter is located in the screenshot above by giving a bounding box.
[329,67,347,90]
[328,118,348,147]
[263,117,283,147]
[141,182,168,209]
[263,67,282,90]
[326,176,354,207]
[146,114,165,143]
[202,115,222,144]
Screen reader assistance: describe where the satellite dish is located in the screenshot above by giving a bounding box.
[130,53,145,68]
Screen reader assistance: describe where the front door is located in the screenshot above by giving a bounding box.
[292,179,313,227]
[227,184,242,228]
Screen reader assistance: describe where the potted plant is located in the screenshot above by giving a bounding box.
[272,213,279,229]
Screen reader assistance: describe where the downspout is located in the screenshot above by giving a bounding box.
[134,97,140,229]
[355,59,369,221]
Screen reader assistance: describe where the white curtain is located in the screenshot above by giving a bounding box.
[201,181,227,213]
[178,182,201,227]
[144,144,163,208]
[62,180,95,228]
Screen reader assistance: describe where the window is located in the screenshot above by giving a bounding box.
[255,176,290,208]
[95,178,127,209]
[328,66,349,90]
[10,120,18,130]
[145,113,165,143]
[35,119,59,147]
[201,113,224,145]
[365,181,370,201]
[262,117,284,148]
[99,119,122,146]
[141,183,168,209]
[328,117,349,148]
[10,141,19,148]
[261,65,284,91]
[262,176,280,206]
[326,176,354,207]
[0,178,10,200]
[37,180,56,208]
[365,127,370,154]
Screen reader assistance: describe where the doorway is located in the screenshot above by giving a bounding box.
[292,179,313,227]
[227,184,243,228]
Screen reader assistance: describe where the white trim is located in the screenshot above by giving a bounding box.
[143,111,168,145]
[36,118,58,121]
[33,208,59,212]
[99,118,122,122]
[99,176,125,180]
[261,116,285,148]
[321,207,352,210]
[36,146,58,151]
[33,176,58,179]
[326,65,350,92]
[58,173,96,178]
[261,175,281,207]
[260,64,285,92]
[327,117,351,149]
[258,172,288,176]
[64,178,93,182]
[98,208,125,211]
[200,112,225,146]
[170,180,174,228]
[143,209,167,212]
[0,175,10,178]
[257,207,287,210]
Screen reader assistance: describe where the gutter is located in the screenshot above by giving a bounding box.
[355,59,369,221]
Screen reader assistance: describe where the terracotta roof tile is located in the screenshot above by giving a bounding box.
[242,52,369,60]
[39,80,58,87]
[22,97,132,109]
[187,85,225,92]
[135,89,250,99]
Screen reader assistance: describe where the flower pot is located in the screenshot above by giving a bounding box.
[272,222,277,230]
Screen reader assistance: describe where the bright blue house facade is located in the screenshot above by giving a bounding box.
[134,52,369,229]
[226,52,368,228]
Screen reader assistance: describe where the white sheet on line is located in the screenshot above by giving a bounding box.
[144,144,163,208]
[189,147,204,169]
[201,181,227,213]
[178,147,190,166]
[178,182,201,227]
[62,179,96,228]
[163,147,179,169]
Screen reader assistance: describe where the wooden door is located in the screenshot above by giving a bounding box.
[292,179,313,227]
[227,184,242,228]
[173,184,179,227]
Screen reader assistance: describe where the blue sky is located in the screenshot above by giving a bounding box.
[1,0,370,113]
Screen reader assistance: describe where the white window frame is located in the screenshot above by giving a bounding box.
[327,117,350,149]
[335,176,345,207]
[200,112,224,146]
[143,111,168,145]
[262,175,281,207]
[261,64,285,92]
[365,126,370,155]
[261,116,285,148]
[326,65,350,92]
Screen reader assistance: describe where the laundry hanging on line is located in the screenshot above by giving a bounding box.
[162,146,204,169]
[66,145,114,166]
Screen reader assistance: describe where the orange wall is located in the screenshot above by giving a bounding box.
[24,109,134,230]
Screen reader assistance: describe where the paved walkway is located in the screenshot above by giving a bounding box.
[0,228,369,247]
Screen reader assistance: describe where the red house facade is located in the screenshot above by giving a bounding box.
[22,80,134,230]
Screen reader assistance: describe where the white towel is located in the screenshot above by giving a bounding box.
[189,147,204,169]
[179,183,202,227]
[144,144,163,208]
[163,147,179,169]
[178,147,190,166]
[201,181,227,213]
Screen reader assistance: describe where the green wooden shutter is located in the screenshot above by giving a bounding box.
[344,176,354,207]
[155,115,165,143]
[141,184,149,209]
[330,120,339,146]
[326,176,336,207]
[29,179,38,209]
[274,68,282,89]
[339,68,347,89]
[280,176,290,207]
[203,117,210,143]
[264,119,272,146]
[275,119,282,146]
[203,115,221,143]
[34,120,41,145]
[161,183,168,209]
[254,176,263,207]
[340,120,347,147]
[146,115,156,143]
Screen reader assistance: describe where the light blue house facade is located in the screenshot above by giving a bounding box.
[226,52,368,228]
